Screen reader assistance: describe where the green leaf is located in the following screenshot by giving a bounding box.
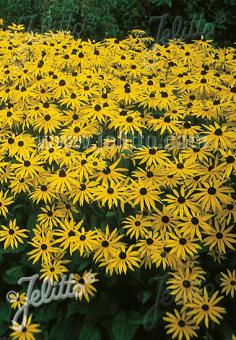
[79,322,101,340]
[0,321,8,336]
[0,302,12,322]
[49,315,81,340]
[66,300,80,318]
[137,290,152,304]
[26,212,38,228]
[4,266,23,284]
[77,257,90,272]
[112,310,139,340]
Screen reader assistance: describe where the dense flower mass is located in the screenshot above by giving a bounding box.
[0,24,236,339]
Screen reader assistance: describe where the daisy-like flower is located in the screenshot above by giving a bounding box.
[122,213,151,239]
[179,213,212,240]
[8,292,27,310]
[192,180,233,213]
[71,227,97,255]
[203,122,235,149]
[93,158,127,185]
[12,152,44,178]
[72,269,99,302]
[186,288,226,328]
[128,179,161,211]
[163,309,199,340]
[164,187,199,217]
[103,245,140,275]
[54,218,83,253]
[134,147,170,167]
[167,267,204,303]
[92,181,127,211]
[93,225,124,262]
[10,315,41,340]
[0,190,14,217]
[166,155,198,179]
[47,168,78,192]
[216,149,236,178]
[0,219,28,249]
[37,205,61,229]
[220,269,236,298]
[40,260,68,283]
[203,220,236,253]
[28,232,59,264]
[166,232,201,260]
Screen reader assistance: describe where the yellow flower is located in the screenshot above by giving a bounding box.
[164,309,199,340]
[103,245,140,275]
[72,269,98,302]
[220,269,236,298]
[0,190,14,217]
[187,288,226,328]
[10,315,41,340]
[0,219,28,249]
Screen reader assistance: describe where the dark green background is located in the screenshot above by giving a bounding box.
[0,0,235,44]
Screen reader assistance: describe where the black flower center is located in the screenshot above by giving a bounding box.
[44,114,51,121]
[80,184,86,191]
[208,187,216,195]
[179,238,187,245]
[59,170,66,177]
[8,137,14,144]
[191,217,199,225]
[103,167,111,174]
[214,128,223,136]
[147,171,153,178]
[178,196,185,203]
[126,116,133,123]
[226,155,234,164]
[94,104,101,111]
[162,216,169,223]
[73,114,79,120]
[24,160,31,167]
[119,251,126,259]
[177,163,184,169]
[178,320,185,327]
[140,188,147,195]
[149,148,156,155]
[59,79,66,86]
[183,280,191,288]
[216,232,223,239]
[102,240,109,247]
[146,238,153,245]
[161,91,168,98]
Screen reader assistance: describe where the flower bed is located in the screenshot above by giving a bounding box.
[0,25,236,339]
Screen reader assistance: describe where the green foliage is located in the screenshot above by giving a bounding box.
[0,0,235,43]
